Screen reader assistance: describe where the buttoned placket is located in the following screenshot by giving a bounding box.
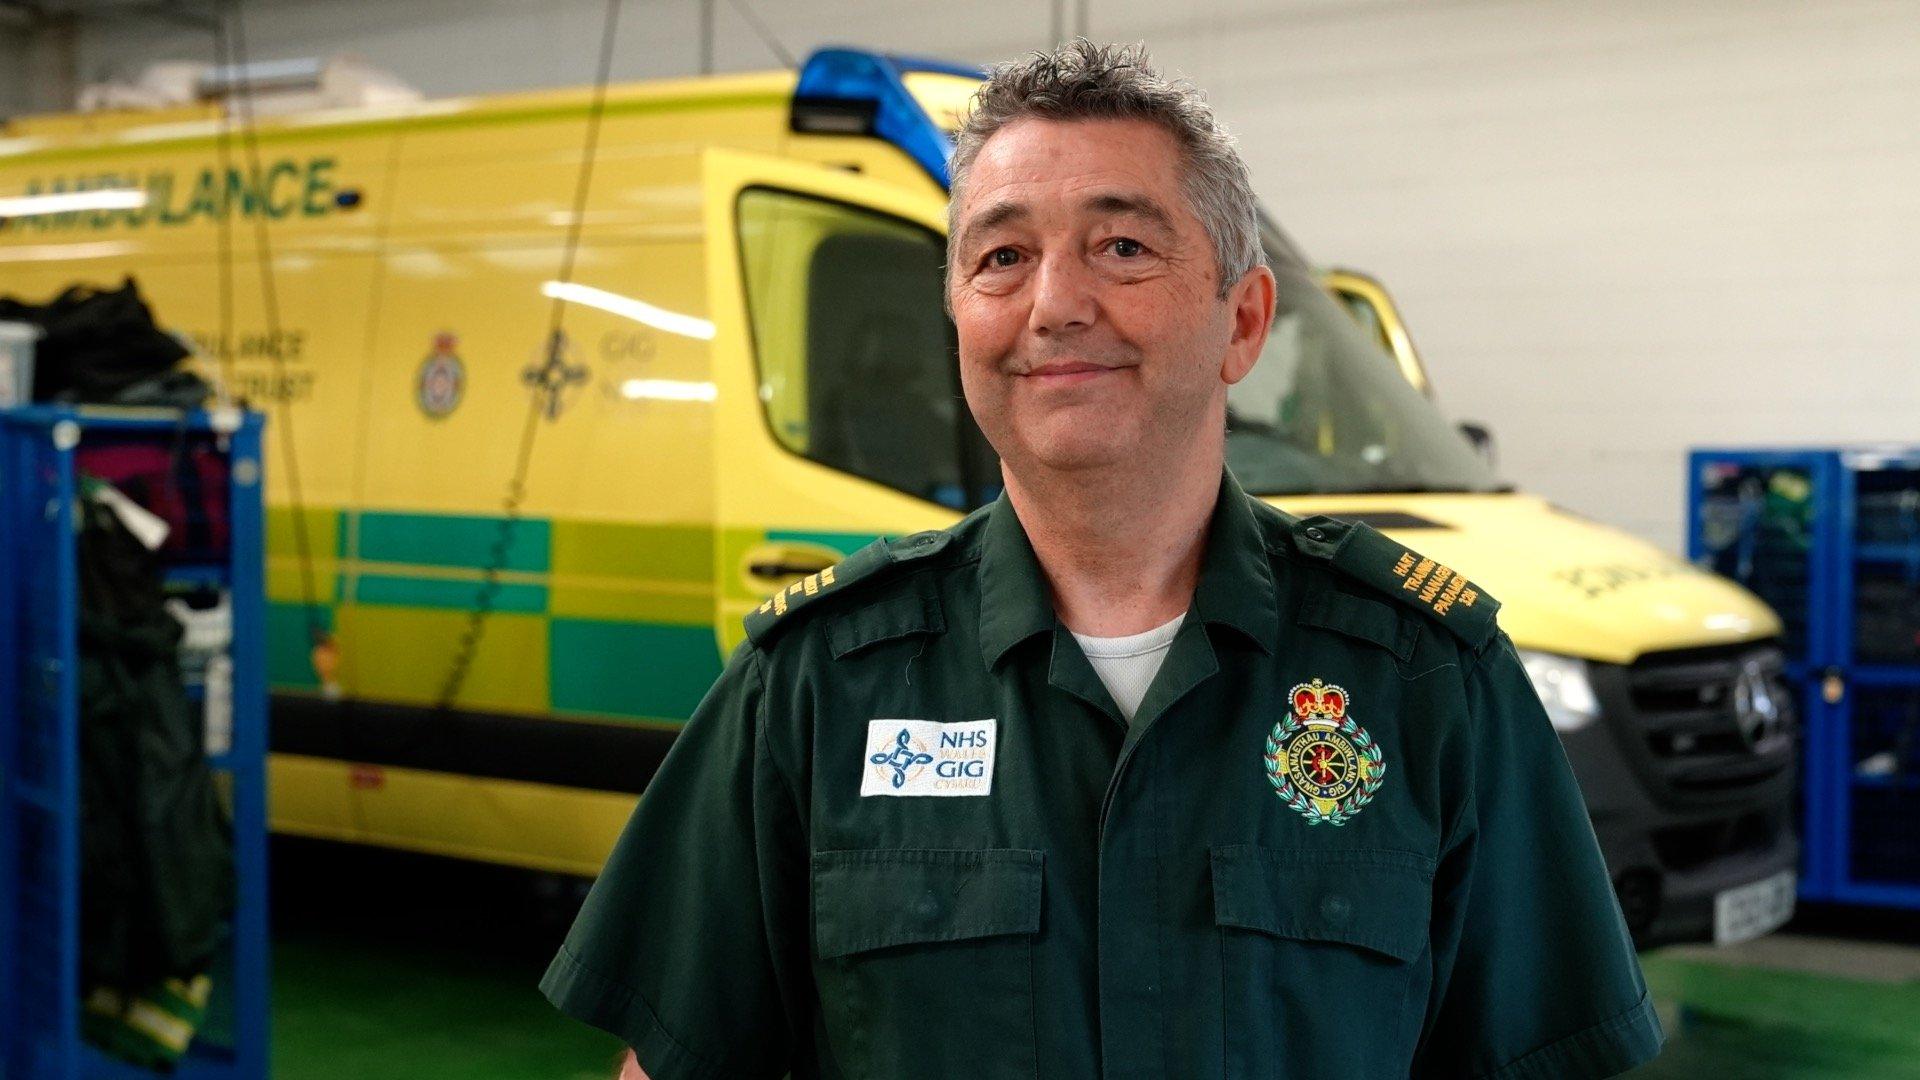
[1086,609,1221,1080]
[976,465,1286,1080]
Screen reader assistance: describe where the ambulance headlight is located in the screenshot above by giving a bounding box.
[1516,649,1601,733]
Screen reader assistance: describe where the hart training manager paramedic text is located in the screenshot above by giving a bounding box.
[541,38,1665,1080]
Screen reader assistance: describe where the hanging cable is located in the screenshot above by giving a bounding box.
[724,0,795,68]
[221,0,335,691]
[433,0,625,712]
[210,16,237,404]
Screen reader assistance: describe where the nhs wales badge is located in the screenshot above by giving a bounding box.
[1265,678,1386,826]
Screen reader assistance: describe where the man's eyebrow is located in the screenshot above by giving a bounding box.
[955,192,1179,258]
[1081,192,1178,236]
[955,200,1029,258]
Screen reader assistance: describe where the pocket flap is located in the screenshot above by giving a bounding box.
[812,848,1043,960]
[1210,845,1432,963]
[1298,574,1418,660]
[824,573,945,659]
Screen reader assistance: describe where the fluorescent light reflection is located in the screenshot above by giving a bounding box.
[619,378,716,402]
[541,280,715,341]
[0,189,149,218]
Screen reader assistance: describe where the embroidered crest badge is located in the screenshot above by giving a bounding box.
[416,332,465,419]
[1264,678,1386,826]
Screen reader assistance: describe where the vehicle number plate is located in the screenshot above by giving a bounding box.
[1713,869,1796,946]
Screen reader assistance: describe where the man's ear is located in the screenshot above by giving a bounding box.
[1221,263,1277,385]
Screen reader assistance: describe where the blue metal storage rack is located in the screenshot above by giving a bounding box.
[0,405,269,1078]
[1689,445,1920,911]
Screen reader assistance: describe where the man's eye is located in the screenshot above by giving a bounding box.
[984,247,1020,268]
[1108,237,1146,258]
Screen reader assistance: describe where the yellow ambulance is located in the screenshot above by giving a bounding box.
[0,47,1797,946]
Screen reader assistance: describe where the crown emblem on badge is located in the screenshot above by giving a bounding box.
[1291,678,1347,725]
[1264,678,1386,826]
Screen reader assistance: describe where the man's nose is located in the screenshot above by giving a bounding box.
[1026,249,1097,336]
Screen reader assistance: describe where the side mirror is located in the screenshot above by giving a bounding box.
[1458,421,1496,468]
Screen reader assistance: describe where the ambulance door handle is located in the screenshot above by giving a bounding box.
[744,551,836,582]
[738,541,841,593]
[747,557,830,579]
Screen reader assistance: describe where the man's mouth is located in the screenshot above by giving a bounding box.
[1021,361,1115,386]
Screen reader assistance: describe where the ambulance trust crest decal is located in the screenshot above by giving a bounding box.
[1265,678,1386,826]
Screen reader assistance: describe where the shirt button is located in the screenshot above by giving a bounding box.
[1320,893,1352,924]
[1305,527,1326,542]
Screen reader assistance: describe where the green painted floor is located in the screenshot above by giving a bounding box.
[267,840,621,1080]
[263,841,1920,1079]
[1628,938,1920,1078]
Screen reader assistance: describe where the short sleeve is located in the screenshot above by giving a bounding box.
[539,639,805,1080]
[1415,631,1665,1080]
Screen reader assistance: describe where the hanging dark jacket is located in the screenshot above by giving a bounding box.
[75,484,234,992]
[0,276,190,403]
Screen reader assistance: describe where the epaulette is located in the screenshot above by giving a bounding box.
[1287,514,1502,652]
[742,528,955,649]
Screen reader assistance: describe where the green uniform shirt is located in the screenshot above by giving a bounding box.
[540,465,1664,1080]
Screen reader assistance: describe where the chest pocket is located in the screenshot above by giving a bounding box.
[1211,844,1433,1080]
[812,848,1042,1080]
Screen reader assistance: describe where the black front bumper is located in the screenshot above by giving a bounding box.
[1590,795,1799,947]
[1561,645,1801,949]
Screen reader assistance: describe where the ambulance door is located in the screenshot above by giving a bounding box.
[701,149,997,652]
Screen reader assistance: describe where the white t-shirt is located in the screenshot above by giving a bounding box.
[1068,611,1187,726]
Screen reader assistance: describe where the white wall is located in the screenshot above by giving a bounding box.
[38,0,1920,551]
[0,13,71,117]
[1129,0,1918,551]
[0,34,28,118]
[62,0,1057,97]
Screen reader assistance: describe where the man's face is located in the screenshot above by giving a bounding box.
[947,116,1273,478]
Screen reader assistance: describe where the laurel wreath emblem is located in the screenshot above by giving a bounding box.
[1263,712,1387,826]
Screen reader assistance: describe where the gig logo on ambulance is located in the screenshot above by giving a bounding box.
[860,719,997,798]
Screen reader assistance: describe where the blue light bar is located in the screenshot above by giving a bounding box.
[790,47,986,189]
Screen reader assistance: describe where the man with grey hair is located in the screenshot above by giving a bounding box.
[544,38,1663,1080]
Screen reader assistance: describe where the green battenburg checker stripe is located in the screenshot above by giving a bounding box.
[267,601,332,690]
[354,574,547,614]
[264,505,342,563]
[262,508,745,719]
[551,520,712,581]
[352,511,550,573]
[273,507,719,582]
[767,529,880,558]
[549,620,724,721]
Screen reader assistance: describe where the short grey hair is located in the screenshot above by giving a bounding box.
[944,38,1267,312]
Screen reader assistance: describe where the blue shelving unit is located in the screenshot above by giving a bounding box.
[1689,445,1920,911]
[0,405,269,1078]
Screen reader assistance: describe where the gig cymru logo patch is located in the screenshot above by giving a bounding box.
[1264,678,1385,826]
[860,718,997,798]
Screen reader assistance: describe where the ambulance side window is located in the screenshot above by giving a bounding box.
[1336,289,1395,357]
[736,187,999,510]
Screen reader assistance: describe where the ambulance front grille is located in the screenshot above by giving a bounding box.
[1623,643,1796,794]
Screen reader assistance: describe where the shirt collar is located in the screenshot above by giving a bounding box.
[976,463,1279,670]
